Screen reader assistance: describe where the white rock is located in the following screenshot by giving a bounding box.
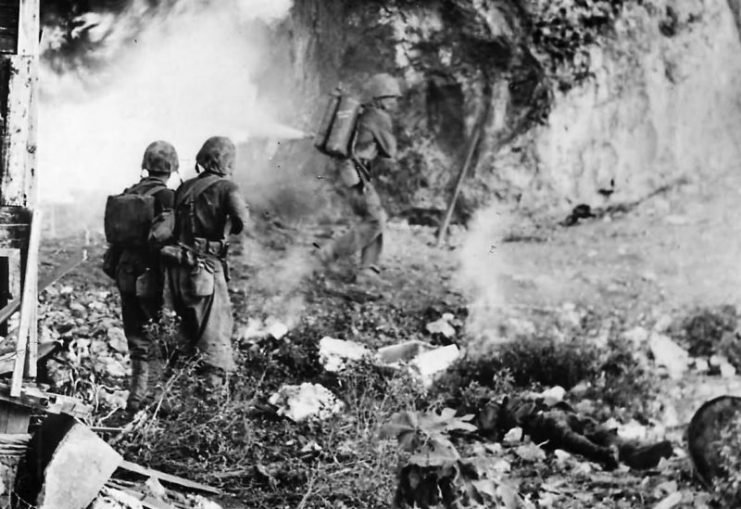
[265,320,289,340]
[538,386,566,406]
[318,337,370,372]
[268,383,344,422]
[106,327,128,354]
[649,333,689,379]
[721,361,737,378]
[410,344,460,388]
[503,427,523,444]
[425,318,456,338]
[694,358,710,373]
[442,313,455,322]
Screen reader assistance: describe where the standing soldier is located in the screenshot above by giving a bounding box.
[317,73,401,285]
[164,136,250,388]
[103,140,178,416]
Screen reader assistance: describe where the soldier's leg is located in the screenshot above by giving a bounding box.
[324,182,386,265]
[186,263,236,377]
[120,292,151,413]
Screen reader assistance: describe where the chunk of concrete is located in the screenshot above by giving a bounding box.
[649,333,689,379]
[14,414,122,509]
[411,344,461,388]
[375,341,435,365]
[268,383,344,422]
[318,337,371,372]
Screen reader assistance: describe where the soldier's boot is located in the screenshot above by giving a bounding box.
[126,359,149,416]
[146,356,166,408]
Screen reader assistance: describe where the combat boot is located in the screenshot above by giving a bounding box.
[126,359,149,416]
[146,356,167,410]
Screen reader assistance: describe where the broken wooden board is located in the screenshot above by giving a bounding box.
[14,414,122,509]
[0,380,91,418]
[117,460,222,496]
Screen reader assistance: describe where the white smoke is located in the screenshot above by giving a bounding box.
[38,0,295,203]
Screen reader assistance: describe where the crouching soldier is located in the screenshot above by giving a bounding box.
[162,136,250,388]
[103,141,178,415]
[317,73,400,286]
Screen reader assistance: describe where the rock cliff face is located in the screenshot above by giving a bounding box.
[263,0,741,220]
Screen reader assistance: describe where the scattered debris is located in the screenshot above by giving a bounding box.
[375,340,435,365]
[410,344,461,388]
[537,386,566,406]
[239,318,289,343]
[318,337,370,372]
[107,327,128,354]
[425,315,456,338]
[14,414,122,509]
[649,333,689,379]
[268,383,344,422]
[116,460,221,496]
[91,486,144,509]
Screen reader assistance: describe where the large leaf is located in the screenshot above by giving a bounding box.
[409,436,460,467]
[380,411,418,440]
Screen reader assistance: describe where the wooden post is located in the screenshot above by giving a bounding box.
[11,208,39,396]
[436,122,485,245]
[0,0,41,403]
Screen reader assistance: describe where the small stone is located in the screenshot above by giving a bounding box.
[503,427,523,444]
[106,328,128,354]
[721,362,737,378]
[425,318,456,338]
[694,358,709,373]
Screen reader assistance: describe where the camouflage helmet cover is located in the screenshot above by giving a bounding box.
[141,140,179,174]
[196,136,236,176]
[364,73,402,101]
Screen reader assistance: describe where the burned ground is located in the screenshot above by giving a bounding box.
[29,164,741,508]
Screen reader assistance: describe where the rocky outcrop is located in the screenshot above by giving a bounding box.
[255,0,741,221]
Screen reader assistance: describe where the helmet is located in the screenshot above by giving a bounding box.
[364,73,401,101]
[196,136,236,176]
[141,140,179,174]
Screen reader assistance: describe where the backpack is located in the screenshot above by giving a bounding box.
[104,185,164,247]
[174,174,224,245]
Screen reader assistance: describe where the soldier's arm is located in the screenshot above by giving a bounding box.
[368,110,397,159]
[155,188,175,212]
[225,186,250,235]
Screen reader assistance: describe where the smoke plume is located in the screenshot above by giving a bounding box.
[38,0,295,203]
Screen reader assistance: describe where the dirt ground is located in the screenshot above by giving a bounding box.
[32,168,741,508]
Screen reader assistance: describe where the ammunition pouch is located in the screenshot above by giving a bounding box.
[192,237,229,259]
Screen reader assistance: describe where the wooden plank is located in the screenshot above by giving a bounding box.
[0,55,34,207]
[117,460,222,495]
[0,402,30,433]
[17,0,39,58]
[10,207,39,396]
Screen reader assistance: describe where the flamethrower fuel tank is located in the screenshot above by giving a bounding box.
[314,92,341,154]
[318,94,361,159]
